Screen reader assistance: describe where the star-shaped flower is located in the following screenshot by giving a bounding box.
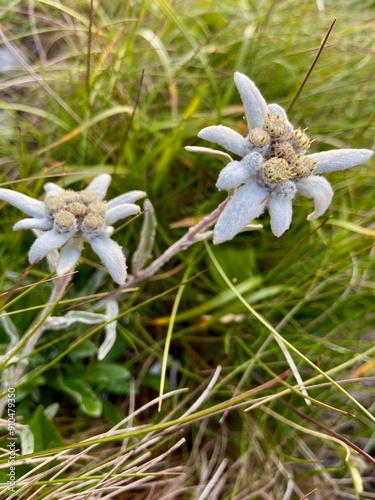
[186,72,373,243]
[0,174,146,284]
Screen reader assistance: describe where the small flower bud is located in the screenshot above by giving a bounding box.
[263,115,289,139]
[271,142,297,164]
[264,158,294,183]
[45,195,65,213]
[87,201,107,215]
[293,154,316,177]
[248,127,270,148]
[65,202,87,218]
[79,190,98,204]
[83,213,105,231]
[61,190,79,203]
[54,210,76,232]
[290,128,312,153]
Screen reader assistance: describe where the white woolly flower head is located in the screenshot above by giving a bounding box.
[186,72,373,242]
[0,174,146,284]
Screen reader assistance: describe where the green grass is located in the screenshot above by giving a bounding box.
[0,0,374,498]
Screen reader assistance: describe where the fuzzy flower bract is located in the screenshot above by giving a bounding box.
[186,72,373,243]
[0,174,146,284]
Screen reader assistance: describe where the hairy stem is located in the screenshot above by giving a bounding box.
[125,197,230,288]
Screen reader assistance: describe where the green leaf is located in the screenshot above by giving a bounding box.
[53,373,102,417]
[29,406,63,452]
[88,362,130,385]
[70,339,98,359]
[89,362,131,395]
[102,399,125,426]
[208,246,259,285]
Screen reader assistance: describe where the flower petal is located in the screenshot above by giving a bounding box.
[268,196,293,237]
[56,240,83,275]
[267,103,289,121]
[28,229,71,264]
[185,146,233,164]
[295,176,333,220]
[105,203,141,225]
[105,226,114,237]
[310,149,374,174]
[86,174,112,200]
[0,188,47,218]
[89,236,127,285]
[233,72,269,129]
[216,161,250,191]
[106,190,146,209]
[213,182,268,244]
[216,152,264,191]
[198,125,248,157]
[44,182,64,195]
[13,218,52,231]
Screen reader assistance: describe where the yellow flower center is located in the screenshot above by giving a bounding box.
[79,189,98,204]
[249,127,270,147]
[271,142,296,164]
[263,115,289,139]
[54,210,76,230]
[264,158,294,182]
[293,154,316,177]
[83,213,105,230]
[45,186,108,236]
[60,190,79,203]
[87,201,107,215]
[45,195,65,213]
[65,202,87,218]
[290,128,312,152]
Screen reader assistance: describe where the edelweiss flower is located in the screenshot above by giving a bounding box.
[0,174,146,284]
[186,72,373,243]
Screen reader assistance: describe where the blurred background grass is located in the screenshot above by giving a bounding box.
[0,0,374,498]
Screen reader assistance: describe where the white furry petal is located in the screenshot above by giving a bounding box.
[56,240,83,275]
[0,188,47,218]
[44,182,64,195]
[311,149,374,174]
[106,190,146,209]
[28,229,71,263]
[233,72,269,129]
[185,146,233,164]
[198,125,248,157]
[105,203,141,225]
[89,236,127,285]
[268,196,293,237]
[13,218,52,231]
[267,103,288,121]
[295,176,334,220]
[216,152,264,191]
[216,161,251,191]
[213,182,268,244]
[86,174,112,200]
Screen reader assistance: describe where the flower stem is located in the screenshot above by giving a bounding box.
[125,198,229,288]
